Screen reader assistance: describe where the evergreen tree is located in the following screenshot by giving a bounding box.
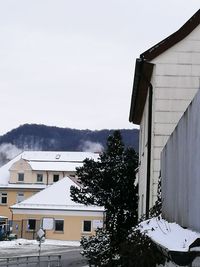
[70,130,138,265]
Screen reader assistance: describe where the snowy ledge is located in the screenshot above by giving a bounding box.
[139,217,200,252]
[139,217,200,266]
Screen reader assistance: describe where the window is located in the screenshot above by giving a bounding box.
[27,219,36,231]
[37,174,43,183]
[18,173,24,182]
[17,192,24,203]
[83,220,92,232]
[0,192,7,205]
[55,220,64,232]
[53,174,59,183]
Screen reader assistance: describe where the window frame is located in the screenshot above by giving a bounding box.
[27,219,36,231]
[0,192,7,205]
[83,220,92,233]
[18,173,24,182]
[37,173,43,183]
[54,219,64,232]
[16,192,24,203]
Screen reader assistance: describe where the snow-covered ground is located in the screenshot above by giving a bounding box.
[0,238,87,266]
[0,238,80,248]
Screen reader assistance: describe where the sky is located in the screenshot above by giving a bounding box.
[0,1,199,135]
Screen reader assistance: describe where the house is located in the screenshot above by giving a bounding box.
[10,177,104,241]
[0,151,99,221]
[129,9,200,217]
[141,78,200,267]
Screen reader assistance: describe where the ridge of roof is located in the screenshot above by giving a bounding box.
[141,9,200,61]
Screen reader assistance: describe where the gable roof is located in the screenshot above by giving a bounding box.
[129,9,200,124]
[0,153,22,185]
[141,9,200,61]
[11,177,104,212]
[0,151,99,186]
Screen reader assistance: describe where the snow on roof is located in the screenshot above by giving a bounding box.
[11,177,104,212]
[0,151,99,185]
[139,217,200,252]
[0,184,47,189]
[21,151,99,162]
[29,161,83,171]
[0,153,22,185]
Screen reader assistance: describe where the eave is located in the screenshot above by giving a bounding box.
[129,59,154,124]
[141,9,200,61]
[129,9,200,125]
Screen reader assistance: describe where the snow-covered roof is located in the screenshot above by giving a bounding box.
[0,151,99,185]
[28,161,83,172]
[21,151,99,162]
[0,153,22,185]
[11,177,104,212]
[0,184,47,189]
[139,217,200,252]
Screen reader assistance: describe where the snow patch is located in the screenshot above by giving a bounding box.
[0,238,80,248]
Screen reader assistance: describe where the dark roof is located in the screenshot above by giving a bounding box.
[129,9,200,124]
[141,9,200,61]
[129,59,154,124]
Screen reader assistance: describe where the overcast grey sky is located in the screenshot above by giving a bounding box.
[0,1,199,135]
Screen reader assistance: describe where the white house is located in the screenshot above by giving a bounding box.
[10,177,104,241]
[129,9,200,217]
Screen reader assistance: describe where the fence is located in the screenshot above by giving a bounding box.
[0,255,61,267]
[12,220,41,240]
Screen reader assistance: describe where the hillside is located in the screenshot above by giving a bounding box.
[0,124,139,165]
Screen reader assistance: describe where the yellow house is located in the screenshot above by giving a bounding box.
[10,177,104,241]
[0,151,99,221]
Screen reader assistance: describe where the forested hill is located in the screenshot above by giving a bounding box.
[0,124,139,153]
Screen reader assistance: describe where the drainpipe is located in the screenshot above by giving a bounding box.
[46,171,49,186]
[146,83,153,219]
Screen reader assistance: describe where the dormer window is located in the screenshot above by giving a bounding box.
[55,154,61,160]
[18,173,24,182]
[37,174,43,183]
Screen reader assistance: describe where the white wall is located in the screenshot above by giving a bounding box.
[138,25,200,214]
[161,88,200,231]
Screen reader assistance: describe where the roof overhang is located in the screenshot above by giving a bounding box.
[129,9,200,126]
[141,9,200,61]
[129,59,154,124]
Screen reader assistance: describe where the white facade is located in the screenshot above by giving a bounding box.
[136,20,200,216]
[161,88,200,232]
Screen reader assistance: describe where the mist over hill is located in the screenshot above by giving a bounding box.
[0,124,139,166]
